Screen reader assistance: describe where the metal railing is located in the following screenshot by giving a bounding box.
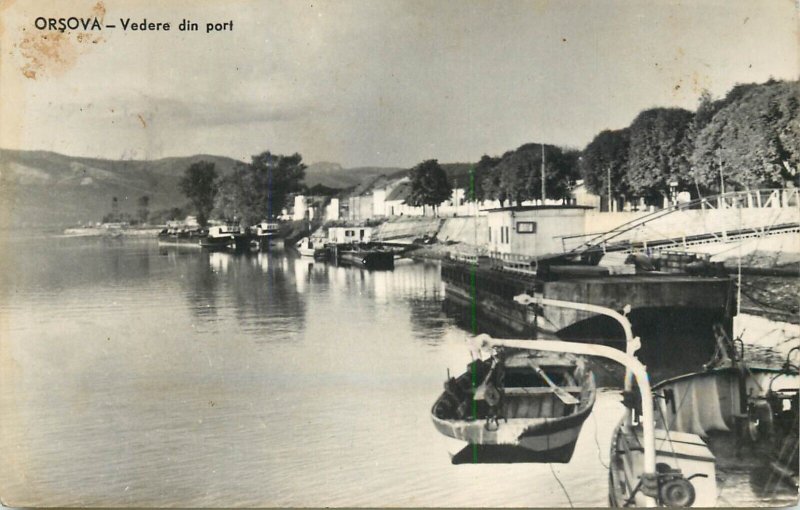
[562,188,799,256]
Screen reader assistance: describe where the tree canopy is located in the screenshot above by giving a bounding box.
[575,79,798,205]
[479,143,578,206]
[625,107,694,204]
[468,155,501,202]
[405,159,452,214]
[691,80,799,191]
[179,161,218,227]
[580,128,631,200]
[215,152,306,226]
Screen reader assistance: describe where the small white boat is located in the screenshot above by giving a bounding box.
[295,236,326,259]
[250,221,282,248]
[431,349,596,463]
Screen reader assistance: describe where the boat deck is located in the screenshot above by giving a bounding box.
[612,427,798,507]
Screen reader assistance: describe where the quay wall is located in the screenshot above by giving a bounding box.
[437,217,488,245]
[371,217,441,242]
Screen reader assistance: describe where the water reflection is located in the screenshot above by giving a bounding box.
[1,236,795,507]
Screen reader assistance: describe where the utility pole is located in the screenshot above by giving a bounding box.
[541,143,546,205]
[607,166,612,212]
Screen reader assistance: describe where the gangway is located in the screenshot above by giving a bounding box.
[560,188,799,256]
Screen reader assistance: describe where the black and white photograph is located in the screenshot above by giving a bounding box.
[0,0,798,507]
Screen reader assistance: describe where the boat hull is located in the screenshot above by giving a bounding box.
[432,408,589,453]
[339,250,394,270]
[201,236,235,251]
[608,366,799,507]
[431,352,596,464]
[157,236,204,247]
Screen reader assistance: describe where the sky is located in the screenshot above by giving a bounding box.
[0,0,797,168]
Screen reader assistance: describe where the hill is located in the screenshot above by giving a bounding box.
[0,149,407,228]
[0,149,245,228]
[304,162,404,189]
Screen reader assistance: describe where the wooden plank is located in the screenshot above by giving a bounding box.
[503,386,582,396]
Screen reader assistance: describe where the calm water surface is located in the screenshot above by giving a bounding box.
[0,236,792,507]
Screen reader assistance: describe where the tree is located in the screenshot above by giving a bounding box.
[405,159,452,215]
[214,162,251,223]
[580,129,632,207]
[481,154,508,206]
[626,107,694,205]
[488,143,577,206]
[179,161,218,227]
[469,155,501,202]
[250,151,306,220]
[137,195,150,224]
[496,149,533,206]
[214,152,306,226]
[691,80,799,191]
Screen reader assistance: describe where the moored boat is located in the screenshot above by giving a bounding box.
[431,348,596,464]
[608,347,799,507]
[251,221,284,251]
[338,244,395,270]
[201,225,239,251]
[295,236,327,259]
[157,226,206,247]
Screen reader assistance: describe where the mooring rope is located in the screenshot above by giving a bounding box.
[591,410,609,469]
[545,417,574,508]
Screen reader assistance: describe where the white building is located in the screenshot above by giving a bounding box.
[325,198,340,221]
[327,226,373,243]
[293,195,307,221]
[486,205,591,256]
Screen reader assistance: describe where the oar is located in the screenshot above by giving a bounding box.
[472,364,496,401]
[529,360,579,405]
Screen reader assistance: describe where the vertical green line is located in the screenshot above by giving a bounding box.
[469,164,479,464]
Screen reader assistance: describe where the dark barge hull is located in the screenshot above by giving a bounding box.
[157,233,204,247]
[200,237,234,251]
[339,250,395,270]
[440,259,736,372]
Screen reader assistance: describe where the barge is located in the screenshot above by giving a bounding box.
[441,254,736,373]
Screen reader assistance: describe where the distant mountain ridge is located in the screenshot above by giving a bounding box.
[303,161,404,189]
[0,149,405,227]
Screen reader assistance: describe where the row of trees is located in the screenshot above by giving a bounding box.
[470,144,581,206]
[177,79,796,223]
[179,151,306,227]
[402,145,581,213]
[580,79,799,206]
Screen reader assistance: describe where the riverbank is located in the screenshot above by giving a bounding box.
[62,226,162,237]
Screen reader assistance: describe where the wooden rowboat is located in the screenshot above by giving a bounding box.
[431,349,596,463]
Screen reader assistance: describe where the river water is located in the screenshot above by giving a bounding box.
[0,236,794,507]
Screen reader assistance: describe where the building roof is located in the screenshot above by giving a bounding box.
[386,181,413,202]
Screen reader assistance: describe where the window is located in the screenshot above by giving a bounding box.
[500,226,510,244]
[516,221,537,234]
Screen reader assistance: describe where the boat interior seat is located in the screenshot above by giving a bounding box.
[503,386,582,396]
